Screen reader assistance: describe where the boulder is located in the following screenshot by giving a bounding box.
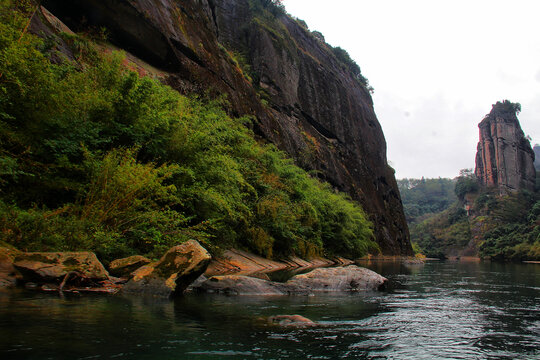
[268,315,316,327]
[196,275,287,296]
[285,266,387,292]
[0,247,21,288]
[122,240,211,297]
[184,274,208,293]
[108,255,151,278]
[195,265,387,295]
[13,251,109,284]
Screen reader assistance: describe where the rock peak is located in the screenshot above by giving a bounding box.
[475,100,536,194]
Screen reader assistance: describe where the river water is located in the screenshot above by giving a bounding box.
[0,261,538,359]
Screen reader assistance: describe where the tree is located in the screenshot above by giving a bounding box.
[455,169,478,200]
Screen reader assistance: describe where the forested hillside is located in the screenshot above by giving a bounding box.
[0,0,377,262]
[400,171,540,260]
[397,178,456,223]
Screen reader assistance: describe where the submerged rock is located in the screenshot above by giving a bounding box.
[108,255,151,278]
[195,265,387,295]
[122,240,211,297]
[13,251,110,284]
[268,315,316,327]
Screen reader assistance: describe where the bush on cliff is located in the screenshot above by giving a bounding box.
[479,198,540,261]
[0,0,376,261]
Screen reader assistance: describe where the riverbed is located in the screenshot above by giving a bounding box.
[1,261,538,359]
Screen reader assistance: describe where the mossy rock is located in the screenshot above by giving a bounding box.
[109,255,152,278]
[13,252,109,283]
[122,240,211,297]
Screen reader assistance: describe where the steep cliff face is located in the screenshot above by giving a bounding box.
[534,144,540,171]
[475,101,536,193]
[40,0,412,255]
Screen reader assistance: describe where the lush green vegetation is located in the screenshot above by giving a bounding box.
[401,170,539,261]
[330,46,371,90]
[454,169,479,200]
[476,191,540,261]
[0,0,376,262]
[409,203,470,259]
[397,177,456,223]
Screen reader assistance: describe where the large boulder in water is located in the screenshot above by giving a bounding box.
[196,275,287,295]
[13,251,109,283]
[108,255,151,278]
[285,265,387,292]
[122,240,211,297]
[195,265,387,295]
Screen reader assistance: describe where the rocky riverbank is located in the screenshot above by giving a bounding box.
[0,241,387,297]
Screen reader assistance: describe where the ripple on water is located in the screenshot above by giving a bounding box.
[1,262,539,359]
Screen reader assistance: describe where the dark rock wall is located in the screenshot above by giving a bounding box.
[534,145,540,171]
[475,102,536,193]
[40,0,412,255]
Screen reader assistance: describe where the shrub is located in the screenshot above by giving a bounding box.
[454,169,478,200]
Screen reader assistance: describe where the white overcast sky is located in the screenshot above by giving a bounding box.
[283,0,540,179]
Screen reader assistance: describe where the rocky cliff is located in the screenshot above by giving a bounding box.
[534,144,540,171]
[39,0,411,255]
[475,101,536,193]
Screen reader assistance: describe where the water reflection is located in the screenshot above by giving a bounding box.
[0,262,538,359]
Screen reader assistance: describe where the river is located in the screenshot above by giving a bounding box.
[0,261,538,359]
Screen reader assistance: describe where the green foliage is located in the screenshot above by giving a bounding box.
[330,46,371,91]
[410,182,539,261]
[454,168,479,200]
[479,198,540,261]
[492,100,521,115]
[311,31,325,42]
[252,0,286,16]
[397,177,456,223]
[0,3,376,261]
[409,203,471,259]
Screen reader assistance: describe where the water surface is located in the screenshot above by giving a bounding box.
[1,261,538,359]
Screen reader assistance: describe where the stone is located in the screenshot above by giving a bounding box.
[268,315,316,327]
[285,265,388,292]
[195,265,387,295]
[0,247,20,288]
[13,251,109,284]
[122,240,211,297]
[39,0,412,256]
[108,255,151,278]
[475,101,536,194]
[196,275,287,296]
[204,249,288,276]
[184,274,208,293]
